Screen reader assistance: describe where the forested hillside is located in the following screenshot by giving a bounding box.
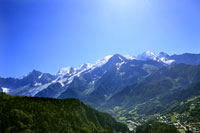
[0,93,128,133]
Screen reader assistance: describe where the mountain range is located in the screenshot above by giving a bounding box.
[1,51,200,119]
[1,51,200,99]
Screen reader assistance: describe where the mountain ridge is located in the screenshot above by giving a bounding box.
[1,51,200,99]
[1,51,200,132]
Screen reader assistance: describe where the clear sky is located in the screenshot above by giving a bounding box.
[0,0,200,78]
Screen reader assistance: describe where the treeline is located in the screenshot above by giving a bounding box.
[0,93,128,133]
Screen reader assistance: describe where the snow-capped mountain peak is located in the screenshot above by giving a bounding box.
[57,54,134,78]
[79,63,92,69]
[57,67,74,76]
[54,55,114,89]
[137,51,174,64]
[2,51,200,99]
[124,55,135,60]
[95,55,113,67]
[137,51,158,60]
[73,63,93,74]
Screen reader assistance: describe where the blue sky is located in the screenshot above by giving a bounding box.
[0,0,200,77]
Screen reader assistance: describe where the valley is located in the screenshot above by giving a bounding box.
[1,51,200,132]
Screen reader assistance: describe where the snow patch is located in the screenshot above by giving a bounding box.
[130,64,135,67]
[58,81,65,87]
[116,62,125,70]
[94,55,113,68]
[120,72,125,76]
[29,83,52,96]
[38,74,43,79]
[34,82,42,86]
[118,56,123,61]
[159,57,175,64]
[2,87,9,93]
[124,55,135,60]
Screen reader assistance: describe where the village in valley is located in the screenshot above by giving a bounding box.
[121,112,200,133]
